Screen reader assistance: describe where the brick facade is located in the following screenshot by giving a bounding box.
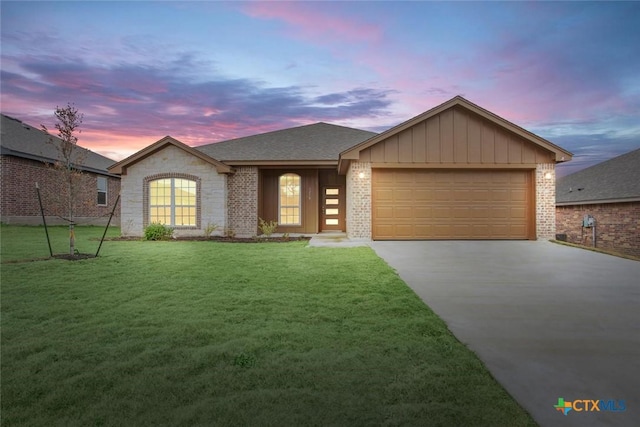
[536,163,556,240]
[227,166,258,237]
[1,155,120,225]
[345,161,371,239]
[119,145,227,237]
[556,202,640,258]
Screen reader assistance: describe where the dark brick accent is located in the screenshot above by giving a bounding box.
[1,155,120,224]
[556,202,640,258]
[227,167,258,236]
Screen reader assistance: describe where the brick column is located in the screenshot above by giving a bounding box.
[536,163,556,240]
[346,161,372,240]
[227,166,258,237]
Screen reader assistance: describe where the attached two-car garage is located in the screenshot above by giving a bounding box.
[372,169,534,240]
[339,97,573,241]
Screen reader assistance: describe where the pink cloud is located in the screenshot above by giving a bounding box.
[242,2,383,45]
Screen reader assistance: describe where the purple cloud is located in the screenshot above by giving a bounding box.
[1,52,394,157]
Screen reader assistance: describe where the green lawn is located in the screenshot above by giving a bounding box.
[1,225,535,426]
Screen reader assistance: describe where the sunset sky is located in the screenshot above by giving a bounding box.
[2,1,639,176]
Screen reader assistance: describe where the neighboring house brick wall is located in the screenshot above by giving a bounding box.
[227,166,258,237]
[119,145,226,237]
[556,202,640,258]
[1,155,120,225]
[346,161,371,240]
[536,163,556,240]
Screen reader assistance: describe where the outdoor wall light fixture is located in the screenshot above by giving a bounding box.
[544,172,553,179]
[358,172,366,179]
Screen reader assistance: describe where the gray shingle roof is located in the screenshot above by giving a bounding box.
[556,148,640,204]
[1,114,116,175]
[196,122,377,162]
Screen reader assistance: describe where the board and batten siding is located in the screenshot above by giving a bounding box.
[359,107,555,166]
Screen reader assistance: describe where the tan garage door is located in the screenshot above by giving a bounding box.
[372,169,533,240]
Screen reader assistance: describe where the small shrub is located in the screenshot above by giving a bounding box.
[224,227,236,238]
[258,218,278,237]
[204,222,219,237]
[144,222,173,241]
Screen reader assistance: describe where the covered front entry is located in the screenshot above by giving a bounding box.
[259,168,346,234]
[372,169,534,240]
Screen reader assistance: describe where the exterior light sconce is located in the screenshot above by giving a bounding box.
[358,172,366,179]
[544,172,553,179]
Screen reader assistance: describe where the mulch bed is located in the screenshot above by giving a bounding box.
[100,236,311,243]
[52,253,96,261]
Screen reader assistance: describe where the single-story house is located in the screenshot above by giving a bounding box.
[556,148,640,257]
[1,114,121,225]
[109,96,572,240]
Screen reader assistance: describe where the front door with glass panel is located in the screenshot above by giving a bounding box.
[321,187,343,231]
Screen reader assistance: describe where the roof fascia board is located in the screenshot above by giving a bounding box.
[369,162,538,170]
[556,197,640,206]
[222,160,337,167]
[2,147,119,177]
[109,136,233,175]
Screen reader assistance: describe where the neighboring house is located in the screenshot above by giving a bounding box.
[109,96,573,240]
[556,148,640,257]
[1,114,120,225]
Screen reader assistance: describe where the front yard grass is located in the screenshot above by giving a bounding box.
[1,225,535,426]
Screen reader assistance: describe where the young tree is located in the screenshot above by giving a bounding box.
[41,103,85,256]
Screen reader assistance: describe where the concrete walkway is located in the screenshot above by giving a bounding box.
[307,232,369,248]
[369,240,640,427]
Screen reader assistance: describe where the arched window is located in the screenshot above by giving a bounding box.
[279,173,301,225]
[149,177,197,226]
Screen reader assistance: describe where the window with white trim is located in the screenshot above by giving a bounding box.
[279,173,301,225]
[149,178,196,226]
[97,176,107,205]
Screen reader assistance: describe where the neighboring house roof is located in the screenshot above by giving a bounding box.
[1,113,116,176]
[339,96,573,173]
[109,136,234,175]
[556,148,640,205]
[196,122,377,165]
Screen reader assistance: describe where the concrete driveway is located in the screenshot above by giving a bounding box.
[369,240,640,427]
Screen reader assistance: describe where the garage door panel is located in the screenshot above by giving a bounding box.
[395,189,414,202]
[432,206,452,218]
[414,207,432,218]
[394,207,413,218]
[375,189,394,202]
[453,189,471,200]
[491,206,509,219]
[375,206,394,219]
[491,190,509,202]
[435,190,452,201]
[372,169,532,240]
[511,207,526,219]
[395,225,414,238]
[452,207,470,218]
[471,206,490,218]
[511,189,526,202]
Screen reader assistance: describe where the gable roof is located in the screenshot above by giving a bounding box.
[1,113,117,176]
[196,122,377,165]
[108,136,233,175]
[339,96,573,173]
[556,148,640,205]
